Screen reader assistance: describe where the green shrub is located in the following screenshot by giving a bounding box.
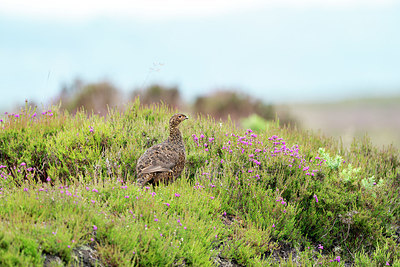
[0,100,399,265]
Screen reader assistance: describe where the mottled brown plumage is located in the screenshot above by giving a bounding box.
[136,113,188,187]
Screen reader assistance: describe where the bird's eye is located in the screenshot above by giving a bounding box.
[178,115,182,118]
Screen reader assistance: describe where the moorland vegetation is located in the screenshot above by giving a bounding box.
[0,100,399,266]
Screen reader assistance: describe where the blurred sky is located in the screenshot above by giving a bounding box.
[1,0,400,111]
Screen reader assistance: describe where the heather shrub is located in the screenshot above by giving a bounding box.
[0,100,399,265]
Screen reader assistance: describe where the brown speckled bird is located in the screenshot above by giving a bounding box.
[136,113,188,187]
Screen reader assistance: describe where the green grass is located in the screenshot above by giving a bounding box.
[0,99,399,266]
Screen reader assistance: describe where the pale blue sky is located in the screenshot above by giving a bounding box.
[1,0,400,111]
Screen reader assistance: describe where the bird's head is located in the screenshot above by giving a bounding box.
[169,113,188,128]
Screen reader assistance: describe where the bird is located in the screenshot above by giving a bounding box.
[136,113,188,187]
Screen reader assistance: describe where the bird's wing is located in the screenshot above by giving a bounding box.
[137,144,180,175]
[140,163,174,174]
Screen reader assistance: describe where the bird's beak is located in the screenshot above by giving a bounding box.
[184,116,189,120]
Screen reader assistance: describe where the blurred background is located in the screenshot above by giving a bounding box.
[1,0,399,148]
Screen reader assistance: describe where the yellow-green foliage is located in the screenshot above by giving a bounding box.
[0,100,399,266]
[340,163,361,183]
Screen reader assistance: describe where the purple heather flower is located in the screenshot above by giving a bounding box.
[125,196,129,198]
[175,193,181,197]
[154,218,158,222]
[68,245,71,248]
[163,203,170,207]
[46,177,51,182]
[23,188,28,192]
[93,225,98,231]
[200,134,204,138]
[272,224,275,228]
[92,188,98,193]
[318,244,323,250]
[20,162,26,166]
[314,194,319,203]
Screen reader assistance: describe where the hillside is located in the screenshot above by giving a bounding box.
[0,100,399,266]
[284,95,400,149]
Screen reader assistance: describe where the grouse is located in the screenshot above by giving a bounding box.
[136,113,188,187]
